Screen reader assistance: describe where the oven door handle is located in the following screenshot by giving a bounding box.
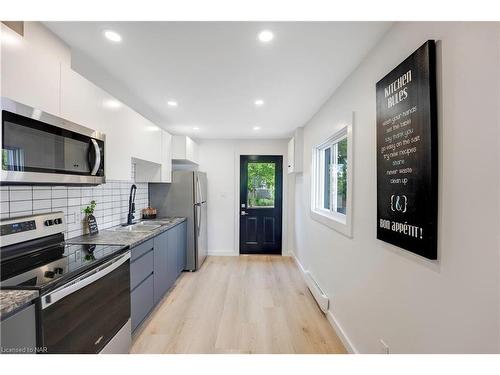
[41,252,130,310]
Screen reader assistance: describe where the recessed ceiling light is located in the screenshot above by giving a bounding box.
[258,30,274,43]
[193,127,200,131]
[103,30,122,43]
[103,99,122,109]
[254,99,264,107]
[167,100,178,107]
[253,126,261,131]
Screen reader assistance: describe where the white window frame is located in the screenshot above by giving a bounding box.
[310,122,353,237]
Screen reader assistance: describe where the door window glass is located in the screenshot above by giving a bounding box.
[247,162,275,208]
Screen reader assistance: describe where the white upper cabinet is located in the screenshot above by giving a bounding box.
[287,127,303,174]
[160,130,172,183]
[172,135,199,165]
[60,65,104,130]
[1,25,60,115]
[60,65,169,182]
[125,108,162,165]
[60,65,131,181]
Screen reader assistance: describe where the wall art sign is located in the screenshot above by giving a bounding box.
[376,40,438,259]
[87,214,99,235]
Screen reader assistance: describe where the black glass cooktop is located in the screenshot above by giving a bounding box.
[0,242,128,292]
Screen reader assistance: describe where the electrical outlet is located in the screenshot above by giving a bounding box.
[67,213,76,224]
[380,339,390,354]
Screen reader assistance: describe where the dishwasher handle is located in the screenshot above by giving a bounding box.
[41,252,130,309]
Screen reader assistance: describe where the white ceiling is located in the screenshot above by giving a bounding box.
[44,22,391,139]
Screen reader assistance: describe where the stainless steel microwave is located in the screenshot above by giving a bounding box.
[1,98,105,185]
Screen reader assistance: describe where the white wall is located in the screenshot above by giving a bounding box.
[293,22,500,353]
[197,139,291,256]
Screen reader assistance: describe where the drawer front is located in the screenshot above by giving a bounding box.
[131,239,154,262]
[131,274,154,332]
[130,249,154,291]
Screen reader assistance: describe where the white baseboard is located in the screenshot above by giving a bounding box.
[326,310,358,354]
[208,250,294,257]
[291,252,357,354]
[207,251,239,256]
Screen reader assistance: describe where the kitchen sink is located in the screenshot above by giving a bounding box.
[110,223,161,232]
[109,219,177,232]
[136,220,172,226]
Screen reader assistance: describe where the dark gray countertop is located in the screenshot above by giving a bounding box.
[66,217,187,247]
[0,290,39,320]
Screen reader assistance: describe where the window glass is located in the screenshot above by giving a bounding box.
[311,126,352,235]
[247,162,275,208]
[313,133,348,217]
[323,147,331,210]
[336,138,347,214]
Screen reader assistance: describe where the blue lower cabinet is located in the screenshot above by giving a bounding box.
[177,221,187,274]
[130,249,154,290]
[130,273,154,332]
[153,231,170,305]
[0,304,36,353]
[167,227,178,287]
[130,221,187,333]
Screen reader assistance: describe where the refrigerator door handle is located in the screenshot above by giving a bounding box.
[196,174,203,203]
[196,204,201,235]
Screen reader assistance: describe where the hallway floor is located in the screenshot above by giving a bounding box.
[131,255,347,354]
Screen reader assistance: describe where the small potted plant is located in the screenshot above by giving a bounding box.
[82,200,99,235]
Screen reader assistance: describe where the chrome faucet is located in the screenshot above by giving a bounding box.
[127,184,137,225]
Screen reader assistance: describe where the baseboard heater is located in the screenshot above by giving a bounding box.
[304,271,329,313]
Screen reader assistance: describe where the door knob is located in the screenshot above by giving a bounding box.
[241,211,247,216]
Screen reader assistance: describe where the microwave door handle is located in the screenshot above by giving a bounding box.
[41,252,130,310]
[89,139,101,176]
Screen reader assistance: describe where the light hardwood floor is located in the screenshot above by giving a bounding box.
[131,255,347,354]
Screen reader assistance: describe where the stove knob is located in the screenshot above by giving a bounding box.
[44,271,55,278]
[54,267,64,275]
[44,220,54,226]
[54,218,63,225]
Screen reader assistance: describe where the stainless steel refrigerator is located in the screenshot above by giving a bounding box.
[149,171,207,271]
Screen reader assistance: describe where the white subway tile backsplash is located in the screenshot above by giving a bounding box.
[9,186,32,190]
[0,180,149,240]
[10,210,33,218]
[33,189,51,200]
[67,189,81,198]
[9,189,33,201]
[10,200,33,213]
[1,190,9,202]
[67,198,81,207]
[52,198,67,208]
[33,199,51,210]
[82,188,93,197]
[52,189,68,199]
